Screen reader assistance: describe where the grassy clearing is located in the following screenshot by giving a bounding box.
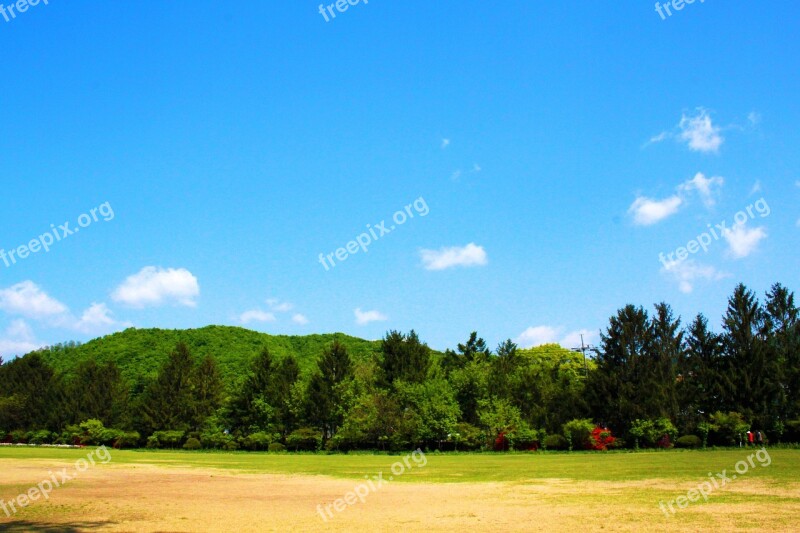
[1,448,798,531]
[1,447,797,484]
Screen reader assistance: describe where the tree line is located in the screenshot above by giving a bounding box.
[1,282,798,452]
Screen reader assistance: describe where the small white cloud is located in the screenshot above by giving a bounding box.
[661,259,729,294]
[645,131,670,146]
[679,172,724,208]
[679,108,724,153]
[0,319,44,358]
[291,313,309,325]
[420,243,488,271]
[748,112,762,126]
[628,195,683,226]
[112,267,199,308]
[515,326,597,349]
[266,299,293,312]
[723,223,768,259]
[515,326,560,348]
[73,303,130,334]
[441,139,451,149]
[354,308,387,326]
[472,163,482,173]
[750,180,762,195]
[0,281,68,319]
[239,310,276,324]
[450,170,462,181]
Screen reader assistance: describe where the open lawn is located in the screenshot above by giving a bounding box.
[1,448,799,532]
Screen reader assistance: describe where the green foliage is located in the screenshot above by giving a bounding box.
[183,437,202,450]
[27,429,55,445]
[478,398,523,437]
[200,430,239,450]
[507,425,540,451]
[37,326,382,385]
[708,411,750,446]
[449,422,484,451]
[147,430,186,449]
[268,442,286,452]
[241,432,277,451]
[380,330,432,385]
[629,418,678,449]
[562,419,594,451]
[543,434,569,450]
[286,428,322,451]
[675,435,702,448]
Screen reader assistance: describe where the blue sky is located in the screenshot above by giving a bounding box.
[1,1,798,355]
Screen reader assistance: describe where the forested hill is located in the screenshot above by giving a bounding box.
[36,326,383,384]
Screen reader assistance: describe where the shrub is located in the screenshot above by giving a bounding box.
[148,430,186,449]
[562,419,594,450]
[200,430,239,450]
[452,422,485,451]
[709,411,750,446]
[675,435,702,449]
[183,437,202,450]
[10,429,27,444]
[114,431,141,449]
[27,430,55,445]
[286,428,322,451]
[629,418,678,449]
[268,442,287,453]
[509,426,540,451]
[543,434,569,450]
[241,432,276,451]
[589,426,616,451]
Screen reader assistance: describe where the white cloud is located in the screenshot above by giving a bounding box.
[515,326,560,348]
[679,108,724,153]
[239,310,276,324]
[628,195,683,226]
[750,180,762,195]
[441,139,450,149]
[112,267,199,308]
[450,170,462,181]
[291,313,309,325]
[73,303,130,334]
[644,131,671,148]
[660,259,729,294]
[515,326,597,349]
[420,243,488,271]
[679,172,724,208]
[748,112,762,126]
[0,281,69,319]
[472,163,482,173]
[0,319,44,358]
[266,299,293,312]
[354,308,387,326]
[723,223,768,259]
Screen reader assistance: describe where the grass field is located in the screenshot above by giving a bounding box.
[1,447,799,532]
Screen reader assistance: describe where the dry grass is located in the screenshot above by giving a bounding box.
[1,455,799,532]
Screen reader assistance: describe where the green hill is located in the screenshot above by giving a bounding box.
[36,326,383,386]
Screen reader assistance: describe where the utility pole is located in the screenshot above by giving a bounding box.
[571,334,594,379]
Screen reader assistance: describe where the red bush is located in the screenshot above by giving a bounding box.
[590,426,616,451]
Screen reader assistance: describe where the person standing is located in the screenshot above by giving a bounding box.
[748,430,755,447]
[757,431,764,446]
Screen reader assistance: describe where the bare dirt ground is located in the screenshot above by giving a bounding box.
[1,458,799,532]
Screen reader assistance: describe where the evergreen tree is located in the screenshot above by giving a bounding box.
[139,343,196,432]
[380,330,431,386]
